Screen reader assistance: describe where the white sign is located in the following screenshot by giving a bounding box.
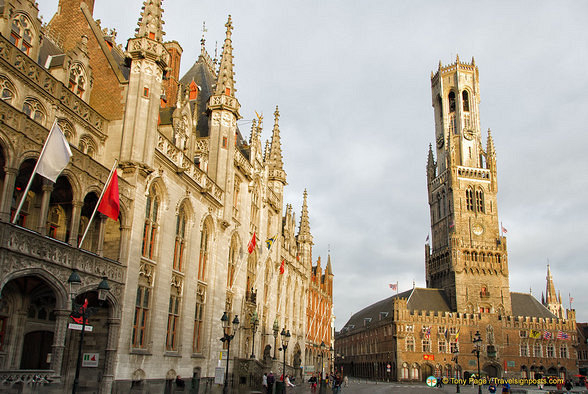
[214,367,225,384]
[82,353,99,367]
[68,323,93,332]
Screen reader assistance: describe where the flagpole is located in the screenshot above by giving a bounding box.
[78,160,118,248]
[12,121,59,224]
[396,281,399,297]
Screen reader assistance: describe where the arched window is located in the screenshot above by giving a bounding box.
[401,363,409,380]
[448,91,456,112]
[57,119,75,142]
[227,236,238,288]
[166,286,181,351]
[79,136,96,158]
[475,189,484,212]
[197,220,211,281]
[173,207,187,271]
[0,76,16,104]
[436,193,442,219]
[410,363,420,380]
[193,285,206,353]
[462,90,470,112]
[10,13,35,55]
[68,62,87,98]
[142,185,160,259]
[466,188,474,211]
[132,279,151,349]
[23,98,46,125]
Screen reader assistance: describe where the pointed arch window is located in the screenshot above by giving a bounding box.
[142,186,160,259]
[79,136,96,158]
[173,207,187,271]
[448,91,456,113]
[68,63,87,98]
[23,98,46,125]
[166,287,181,351]
[0,77,16,104]
[197,221,210,281]
[462,91,470,112]
[10,13,34,55]
[132,281,151,348]
[475,189,484,212]
[466,188,474,211]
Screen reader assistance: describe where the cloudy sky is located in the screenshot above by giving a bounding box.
[39,1,588,328]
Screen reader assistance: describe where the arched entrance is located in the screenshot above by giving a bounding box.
[483,364,500,378]
[422,363,433,381]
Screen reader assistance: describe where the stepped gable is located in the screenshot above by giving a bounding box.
[511,292,556,319]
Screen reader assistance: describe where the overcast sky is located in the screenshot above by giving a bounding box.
[39,1,588,328]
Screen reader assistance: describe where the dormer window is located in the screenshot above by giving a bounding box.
[68,63,87,98]
[189,81,198,100]
[149,32,155,40]
[225,87,231,96]
[10,14,34,56]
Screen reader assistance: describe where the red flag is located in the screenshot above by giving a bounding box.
[279,259,285,274]
[247,232,256,254]
[98,169,120,220]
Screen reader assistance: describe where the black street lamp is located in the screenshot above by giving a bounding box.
[472,330,482,394]
[220,312,240,394]
[452,348,460,393]
[319,341,326,393]
[250,311,259,358]
[279,328,291,394]
[272,318,279,359]
[68,270,110,394]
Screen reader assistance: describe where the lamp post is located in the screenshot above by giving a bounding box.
[220,312,240,394]
[472,330,482,394]
[68,270,110,394]
[452,348,460,393]
[272,318,279,359]
[279,328,291,394]
[250,311,259,358]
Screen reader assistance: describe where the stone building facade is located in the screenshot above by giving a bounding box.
[335,57,578,383]
[0,0,334,392]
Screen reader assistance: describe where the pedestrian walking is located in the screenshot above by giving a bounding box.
[332,373,342,394]
[262,373,268,391]
[309,373,318,393]
[267,371,275,394]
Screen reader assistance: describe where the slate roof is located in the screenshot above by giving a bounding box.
[180,59,216,138]
[340,288,451,332]
[510,292,556,319]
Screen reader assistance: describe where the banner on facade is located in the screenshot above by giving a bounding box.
[423,354,434,361]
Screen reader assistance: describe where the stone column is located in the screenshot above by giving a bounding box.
[51,309,71,378]
[36,180,53,235]
[100,315,121,394]
[68,201,83,246]
[10,310,27,369]
[96,214,106,256]
[118,225,131,262]
[0,167,17,221]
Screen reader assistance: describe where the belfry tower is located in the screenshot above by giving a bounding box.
[425,56,511,315]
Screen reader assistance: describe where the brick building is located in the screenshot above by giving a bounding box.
[0,0,334,392]
[335,57,578,383]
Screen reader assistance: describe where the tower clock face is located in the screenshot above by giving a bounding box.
[472,223,484,236]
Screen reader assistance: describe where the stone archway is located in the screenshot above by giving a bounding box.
[422,363,434,381]
[483,364,500,378]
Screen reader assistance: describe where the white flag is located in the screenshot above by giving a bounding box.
[35,122,72,182]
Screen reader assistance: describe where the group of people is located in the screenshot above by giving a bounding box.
[261,371,295,393]
[262,371,348,393]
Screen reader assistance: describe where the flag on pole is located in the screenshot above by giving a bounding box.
[543,331,552,340]
[557,331,569,340]
[279,259,285,274]
[444,328,449,341]
[247,232,256,254]
[266,235,277,250]
[455,328,460,341]
[389,283,398,291]
[425,234,430,243]
[425,327,431,339]
[97,169,119,220]
[530,329,541,339]
[35,122,72,182]
[501,222,508,234]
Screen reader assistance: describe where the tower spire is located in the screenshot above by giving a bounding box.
[215,15,236,97]
[135,0,165,42]
[297,189,313,244]
[267,106,287,184]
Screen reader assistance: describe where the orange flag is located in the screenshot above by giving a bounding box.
[247,232,256,254]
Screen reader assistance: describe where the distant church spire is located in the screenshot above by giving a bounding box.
[135,0,165,42]
[544,264,564,318]
[215,15,236,97]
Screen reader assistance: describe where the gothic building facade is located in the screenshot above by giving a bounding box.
[335,57,578,383]
[0,0,334,392]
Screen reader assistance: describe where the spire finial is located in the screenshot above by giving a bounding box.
[456,53,460,63]
[438,60,442,70]
[201,21,207,49]
[471,56,476,66]
[214,15,236,97]
[135,0,166,41]
[297,189,313,243]
[267,105,286,183]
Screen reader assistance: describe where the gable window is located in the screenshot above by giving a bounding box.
[68,63,87,98]
[10,13,34,55]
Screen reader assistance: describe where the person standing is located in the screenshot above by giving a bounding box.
[309,374,318,393]
[267,371,275,394]
[262,373,268,392]
[332,374,342,394]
